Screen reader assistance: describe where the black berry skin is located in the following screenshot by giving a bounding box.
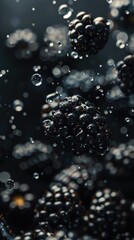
[34,183,84,234]
[117,55,134,96]
[43,95,111,155]
[68,12,109,56]
[86,189,130,239]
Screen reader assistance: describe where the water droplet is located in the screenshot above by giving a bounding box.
[106,0,112,3]
[46,92,60,103]
[116,40,125,49]
[33,172,39,179]
[71,51,78,59]
[31,74,42,86]
[58,4,73,19]
[5,179,14,189]
[30,137,34,144]
[13,99,24,112]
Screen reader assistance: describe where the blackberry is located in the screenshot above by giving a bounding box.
[104,142,134,179]
[0,215,14,240]
[68,12,109,56]
[86,189,130,239]
[110,0,134,32]
[117,55,134,95]
[43,95,111,155]
[54,163,104,206]
[63,70,111,105]
[14,229,46,240]
[114,232,134,240]
[13,140,67,179]
[34,183,84,233]
[6,29,38,59]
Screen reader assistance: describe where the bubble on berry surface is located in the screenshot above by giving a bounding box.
[13,99,24,112]
[5,179,15,189]
[58,4,73,19]
[116,40,125,49]
[46,92,60,103]
[33,65,41,72]
[31,73,42,86]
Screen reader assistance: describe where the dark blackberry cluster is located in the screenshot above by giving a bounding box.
[45,230,96,240]
[14,229,47,240]
[54,164,104,206]
[34,183,84,233]
[68,12,109,56]
[109,0,134,32]
[104,142,134,179]
[43,95,111,155]
[87,189,130,239]
[117,55,134,95]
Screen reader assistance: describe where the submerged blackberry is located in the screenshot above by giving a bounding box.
[34,183,84,233]
[54,163,104,206]
[13,140,67,179]
[68,12,109,56]
[104,142,134,179]
[87,189,129,239]
[6,29,38,59]
[117,55,134,95]
[43,95,110,155]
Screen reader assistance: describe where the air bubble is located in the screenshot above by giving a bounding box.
[71,51,78,59]
[58,4,73,19]
[5,179,14,189]
[31,73,42,86]
[13,99,24,112]
[46,92,60,103]
[33,172,39,179]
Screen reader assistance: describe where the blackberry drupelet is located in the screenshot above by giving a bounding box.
[68,12,109,56]
[45,230,96,240]
[104,142,134,179]
[87,189,130,239]
[43,95,111,155]
[14,229,46,240]
[54,163,104,206]
[117,55,134,95]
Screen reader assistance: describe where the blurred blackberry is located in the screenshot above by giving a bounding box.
[13,140,68,180]
[117,55,134,96]
[54,163,104,206]
[110,0,134,32]
[43,95,111,155]
[0,214,14,240]
[14,229,46,240]
[40,25,70,61]
[63,70,113,104]
[115,232,134,240]
[104,142,134,179]
[0,182,35,233]
[6,29,39,59]
[45,229,96,240]
[34,183,84,233]
[87,189,130,239]
[68,12,109,56]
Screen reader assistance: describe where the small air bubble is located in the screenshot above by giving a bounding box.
[58,4,73,19]
[31,74,42,86]
[33,173,39,179]
[5,179,14,189]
